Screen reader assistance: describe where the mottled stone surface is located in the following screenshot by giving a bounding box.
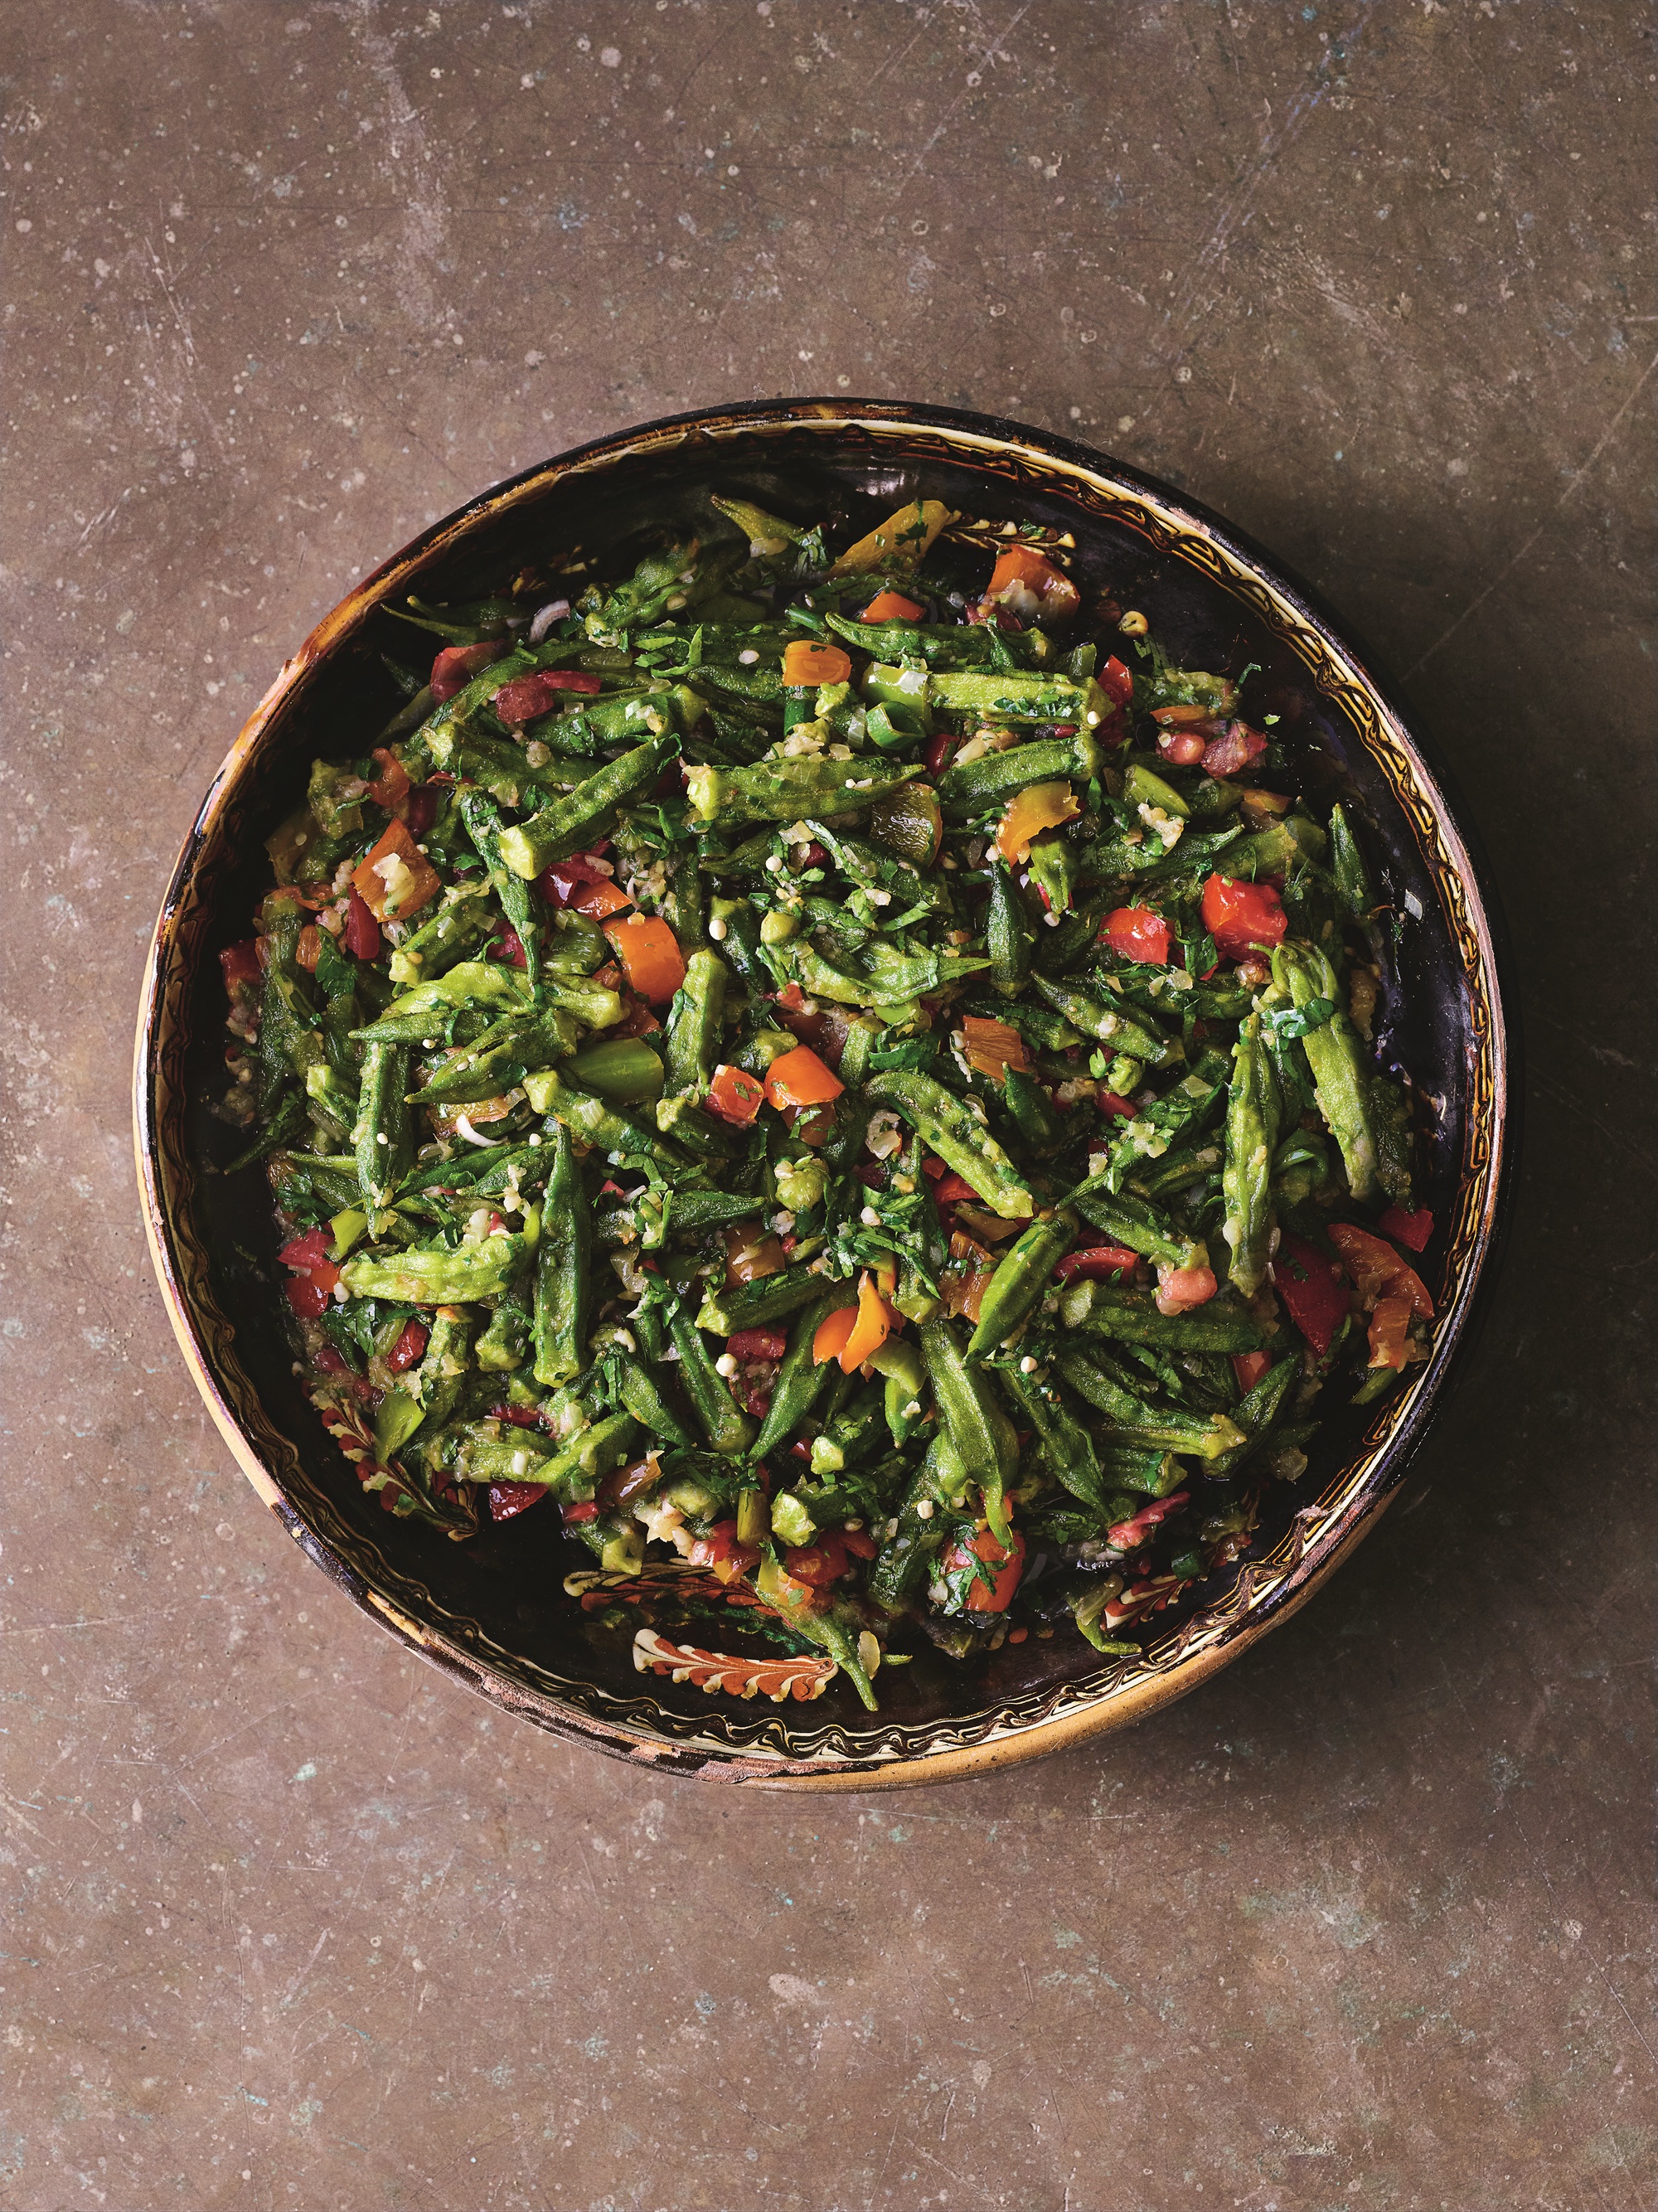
[2,4,1654,2207]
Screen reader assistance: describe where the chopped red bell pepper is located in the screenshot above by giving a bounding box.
[492,668,603,724]
[1273,1232,1350,1357]
[491,1482,549,1521]
[429,640,507,703]
[220,939,262,995]
[1054,1244,1141,1282]
[342,892,381,962]
[1231,1350,1272,1395]
[1379,1205,1434,1253]
[1200,720,1269,777]
[782,1534,850,1589]
[385,1320,429,1374]
[727,1327,788,1361]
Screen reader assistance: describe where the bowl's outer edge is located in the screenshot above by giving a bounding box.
[133,397,1515,1791]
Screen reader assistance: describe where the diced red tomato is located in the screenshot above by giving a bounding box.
[724,1225,785,1286]
[924,731,956,777]
[490,924,529,969]
[941,1525,1026,1613]
[782,1533,850,1589]
[385,1320,429,1374]
[1231,1350,1272,1395]
[1201,720,1269,778]
[429,640,506,703]
[1098,655,1135,708]
[342,892,382,961]
[403,785,439,840]
[352,818,442,925]
[706,1063,766,1126]
[861,589,924,623]
[767,985,829,1052]
[728,1327,788,1361]
[489,1404,546,1429]
[686,1521,762,1584]
[561,1498,599,1525]
[220,939,262,995]
[1097,1092,1138,1118]
[1102,906,1171,965]
[932,1171,979,1205]
[1156,726,1210,768]
[489,1482,548,1521]
[492,668,604,725]
[1200,873,1287,961]
[1054,1244,1141,1283]
[313,1345,351,1376]
[1155,1264,1218,1316]
[841,1528,879,1560]
[279,1228,334,1273]
[284,1275,331,1320]
[1327,1223,1434,1317]
[539,853,630,919]
[1366,1296,1414,1371]
[1273,1232,1350,1358]
[366,746,411,813]
[1379,1205,1434,1253]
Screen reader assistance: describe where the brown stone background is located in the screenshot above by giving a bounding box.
[2,3,1654,2206]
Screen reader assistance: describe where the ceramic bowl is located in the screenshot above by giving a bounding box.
[134,400,1513,1788]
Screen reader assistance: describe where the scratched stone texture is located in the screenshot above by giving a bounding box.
[1,2,1654,2208]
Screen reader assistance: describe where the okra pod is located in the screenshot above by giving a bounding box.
[1058,1278,1268,1353]
[997,1363,1115,1517]
[1031,976,1166,1062]
[498,732,680,880]
[966,1206,1078,1360]
[684,755,923,827]
[749,1288,841,1461]
[1220,1011,1282,1297]
[457,785,543,987]
[532,1122,589,1387]
[1274,943,1379,1201]
[662,949,728,1099]
[340,1232,530,1305]
[668,1308,755,1455]
[862,1070,1035,1220]
[937,729,1099,818]
[920,1317,1016,1541]
[1055,1351,1247,1458]
[352,1041,413,1208]
[696,1263,828,1340]
[1061,1176,1205,1271]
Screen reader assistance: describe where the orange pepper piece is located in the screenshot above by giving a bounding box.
[600,914,687,1004]
[861,589,925,623]
[764,1044,845,1110]
[812,1306,859,1367]
[993,779,1081,866]
[986,544,1081,619]
[781,640,852,688]
[838,1273,895,1373]
[351,818,442,924]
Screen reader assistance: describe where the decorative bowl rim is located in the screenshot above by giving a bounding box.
[133,396,1515,1790]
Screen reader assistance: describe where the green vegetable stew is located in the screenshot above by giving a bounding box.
[218,493,1438,1710]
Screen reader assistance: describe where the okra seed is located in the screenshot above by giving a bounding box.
[1020,1355,1038,1373]
[707,916,728,940]
[916,1500,934,1520]
[715,1353,739,1378]
[860,1205,881,1228]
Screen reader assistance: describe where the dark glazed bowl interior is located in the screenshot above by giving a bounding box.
[135,400,1510,1787]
